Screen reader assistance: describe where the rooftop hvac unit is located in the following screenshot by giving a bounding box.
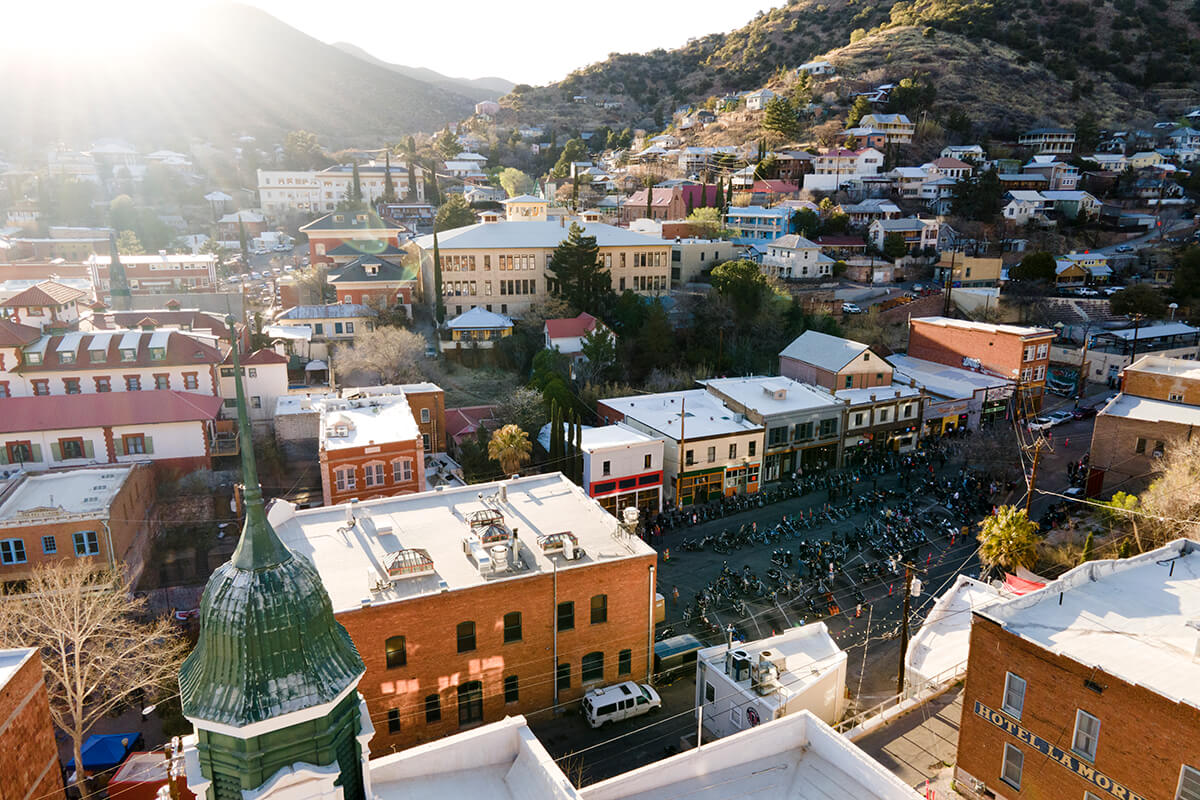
[752,651,781,696]
[730,649,751,683]
[462,535,492,571]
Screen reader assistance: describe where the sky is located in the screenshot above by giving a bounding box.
[8,0,784,85]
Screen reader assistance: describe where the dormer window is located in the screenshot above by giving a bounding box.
[59,351,76,364]
[25,352,42,365]
[89,349,105,363]
[150,347,165,361]
[120,349,136,362]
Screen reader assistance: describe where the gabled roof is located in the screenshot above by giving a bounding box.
[0,317,41,347]
[326,241,409,257]
[769,234,821,250]
[0,391,223,434]
[1005,190,1045,203]
[779,330,872,371]
[930,157,971,170]
[446,306,513,330]
[298,210,401,233]
[501,194,545,204]
[752,180,799,193]
[277,304,377,320]
[327,255,417,284]
[90,309,234,338]
[16,329,223,373]
[545,312,600,340]
[413,220,670,250]
[222,348,289,366]
[1,280,86,307]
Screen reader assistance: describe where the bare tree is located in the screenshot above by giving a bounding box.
[335,326,427,385]
[0,563,186,797]
[495,386,549,435]
[1132,435,1200,550]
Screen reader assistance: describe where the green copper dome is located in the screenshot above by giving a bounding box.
[179,329,364,728]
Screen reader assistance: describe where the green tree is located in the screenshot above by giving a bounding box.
[1171,246,1200,302]
[578,325,617,384]
[846,95,872,128]
[977,505,1042,572]
[1074,112,1101,153]
[432,229,445,324]
[237,217,250,263]
[792,208,820,237]
[1111,283,1167,318]
[882,232,908,260]
[951,171,1003,223]
[715,180,725,211]
[686,207,730,239]
[548,222,611,314]
[761,96,800,140]
[435,194,476,230]
[488,424,532,477]
[1011,251,1056,282]
[645,183,654,218]
[711,259,772,322]
[635,300,675,376]
[1080,531,1095,563]
[435,129,462,160]
[553,138,589,178]
[382,150,396,203]
[109,194,136,231]
[498,168,535,198]
[282,130,330,170]
[116,229,143,255]
[342,161,364,210]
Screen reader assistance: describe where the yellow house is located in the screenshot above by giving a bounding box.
[1054,251,1111,286]
[1127,151,1165,169]
[933,255,1002,287]
[442,306,513,351]
[413,197,672,318]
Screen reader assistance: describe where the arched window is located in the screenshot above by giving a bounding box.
[457,681,483,725]
[385,636,406,669]
[582,651,604,683]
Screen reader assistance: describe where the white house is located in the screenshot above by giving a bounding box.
[538,422,666,516]
[761,235,836,280]
[217,349,289,427]
[858,113,915,144]
[803,147,885,191]
[867,218,940,252]
[1002,190,1047,223]
[543,312,605,357]
[797,60,835,75]
[745,89,777,111]
[695,625,847,738]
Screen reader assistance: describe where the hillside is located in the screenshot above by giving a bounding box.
[331,43,514,102]
[503,0,1200,134]
[0,4,475,153]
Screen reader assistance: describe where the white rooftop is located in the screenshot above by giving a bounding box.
[266,473,655,613]
[835,385,923,405]
[1102,322,1199,341]
[413,220,671,250]
[0,648,36,691]
[0,467,132,523]
[446,306,514,330]
[697,624,847,715]
[602,389,762,441]
[702,375,842,416]
[1126,355,1200,380]
[274,392,335,417]
[319,395,420,451]
[977,539,1200,708]
[905,575,1011,690]
[580,423,663,453]
[779,330,871,372]
[910,316,1054,338]
[581,709,921,800]
[887,354,1012,401]
[1099,393,1200,426]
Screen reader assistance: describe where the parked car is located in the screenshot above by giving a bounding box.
[1028,416,1055,432]
[423,345,438,359]
[1114,245,1133,253]
[1103,286,1124,296]
[1076,287,1100,297]
[581,682,661,728]
[1071,405,1098,420]
[273,243,291,252]
[842,302,863,314]
[1047,410,1074,426]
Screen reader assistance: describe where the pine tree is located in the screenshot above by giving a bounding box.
[432,228,445,324]
[645,184,653,218]
[347,161,364,208]
[548,222,610,314]
[715,180,725,211]
[383,150,396,203]
[698,182,708,209]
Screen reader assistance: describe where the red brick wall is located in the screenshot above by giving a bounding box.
[1122,367,1200,404]
[403,389,447,453]
[332,287,413,306]
[319,438,424,507]
[0,651,65,800]
[908,321,1053,408]
[342,554,656,753]
[956,616,1200,800]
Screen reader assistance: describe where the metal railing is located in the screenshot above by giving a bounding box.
[834,659,967,735]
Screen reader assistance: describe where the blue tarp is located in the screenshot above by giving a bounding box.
[66,732,143,772]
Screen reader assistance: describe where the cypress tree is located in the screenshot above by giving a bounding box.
[432,228,445,324]
[237,217,250,264]
[685,192,694,216]
[348,161,363,208]
[715,180,725,212]
[407,160,417,201]
[645,184,653,218]
[383,150,396,203]
[698,182,708,209]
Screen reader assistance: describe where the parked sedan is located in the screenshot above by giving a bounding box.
[1046,410,1075,426]
[1028,416,1055,432]
[1071,405,1098,420]
[1076,287,1100,297]
[842,302,863,314]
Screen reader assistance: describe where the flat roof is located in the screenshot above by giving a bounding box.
[835,385,922,405]
[413,220,671,250]
[1099,393,1200,426]
[887,354,1012,400]
[580,423,663,452]
[697,624,846,713]
[977,539,1200,708]
[319,395,420,451]
[910,316,1054,339]
[266,473,655,613]
[906,575,1010,685]
[602,389,762,441]
[274,393,334,417]
[581,709,921,800]
[0,467,132,523]
[702,376,842,416]
[1125,355,1200,380]
[1101,322,1199,341]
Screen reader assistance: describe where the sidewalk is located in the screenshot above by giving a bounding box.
[853,684,963,796]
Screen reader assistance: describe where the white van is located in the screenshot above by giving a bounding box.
[581,681,661,728]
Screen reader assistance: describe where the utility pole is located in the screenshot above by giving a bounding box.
[896,561,925,697]
[941,245,958,317]
[1075,323,1093,403]
[1024,439,1044,515]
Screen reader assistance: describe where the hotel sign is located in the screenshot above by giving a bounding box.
[973,701,1146,800]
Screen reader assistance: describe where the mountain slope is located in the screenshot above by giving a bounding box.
[507,0,1200,131]
[0,4,475,152]
[331,43,513,102]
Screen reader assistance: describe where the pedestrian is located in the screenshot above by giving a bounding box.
[672,586,679,606]
[1064,437,1069,448]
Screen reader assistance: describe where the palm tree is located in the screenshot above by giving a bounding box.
[978,505,1042,572]
[488,424,532,477]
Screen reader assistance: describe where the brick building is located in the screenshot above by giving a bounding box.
[327,254,419,318]
[86,252,219,297]
[0,648,64,800]
[299,211,407,267]
[318,393,425,506]
[779,330,893,392]
[0,280,88,332]
[0,464,156,581]
[907,317,1055,411]
[265,473,658,751]
[955,539,1200,800]
[1087,355,1200,494]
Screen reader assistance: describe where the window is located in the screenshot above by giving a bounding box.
[618,649,632,675]
[1036,343,1048,359]
[0,539,27,565]
[704,682,715,702]
[223,399,237,409]
[392,459,413,483]
[89,349,105,363]
[748,441,756,456]
[458,681,484,725]
[602,460,611,476]
[557,601,574,631]
[503,611,522,643]
[879,408,889,422]
[420,407,431,423]
[154,374,169,390]
[425,694,441,723]
[95,377,111,392]
[385,636,406,668]
[6,441,33,464]
[1170,392,1185,402]
[685,449,694,466]
[64,378,81,394]
[1033,365,1046,381]
[456,621,476,653]
[248,368,257,378]
[1136,437,1147,454]
[844,375,853,388]
[314,323,324,335]
[1072,710,1100,761]
[364,463,385,487]
[556,663,571,690]
[855,413,865,426]
[422,434,431,451]
[346,322,355,334]
[591,594,608,624]
[32,379,50,396]
[504,675,519,703]
[1002,673,1026,719]
[183,373,199,390]
[706,446,716,463]
[73,531,99,556]
[582,651,604,682]
[42,535,56,554]
[121,435,146,455]
[335,467,356,492]
[1177,765,1200,800]
[60,438,85,460]
[251,396,261,409]
[1024,345,1035,362]
[387,708,401,733]
[125,375,141,391]
[1001,743,1023,789]
[644,454,652,469]
[120,348,136,362]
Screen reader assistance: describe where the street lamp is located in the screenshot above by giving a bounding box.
[1169,302,1179,321]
